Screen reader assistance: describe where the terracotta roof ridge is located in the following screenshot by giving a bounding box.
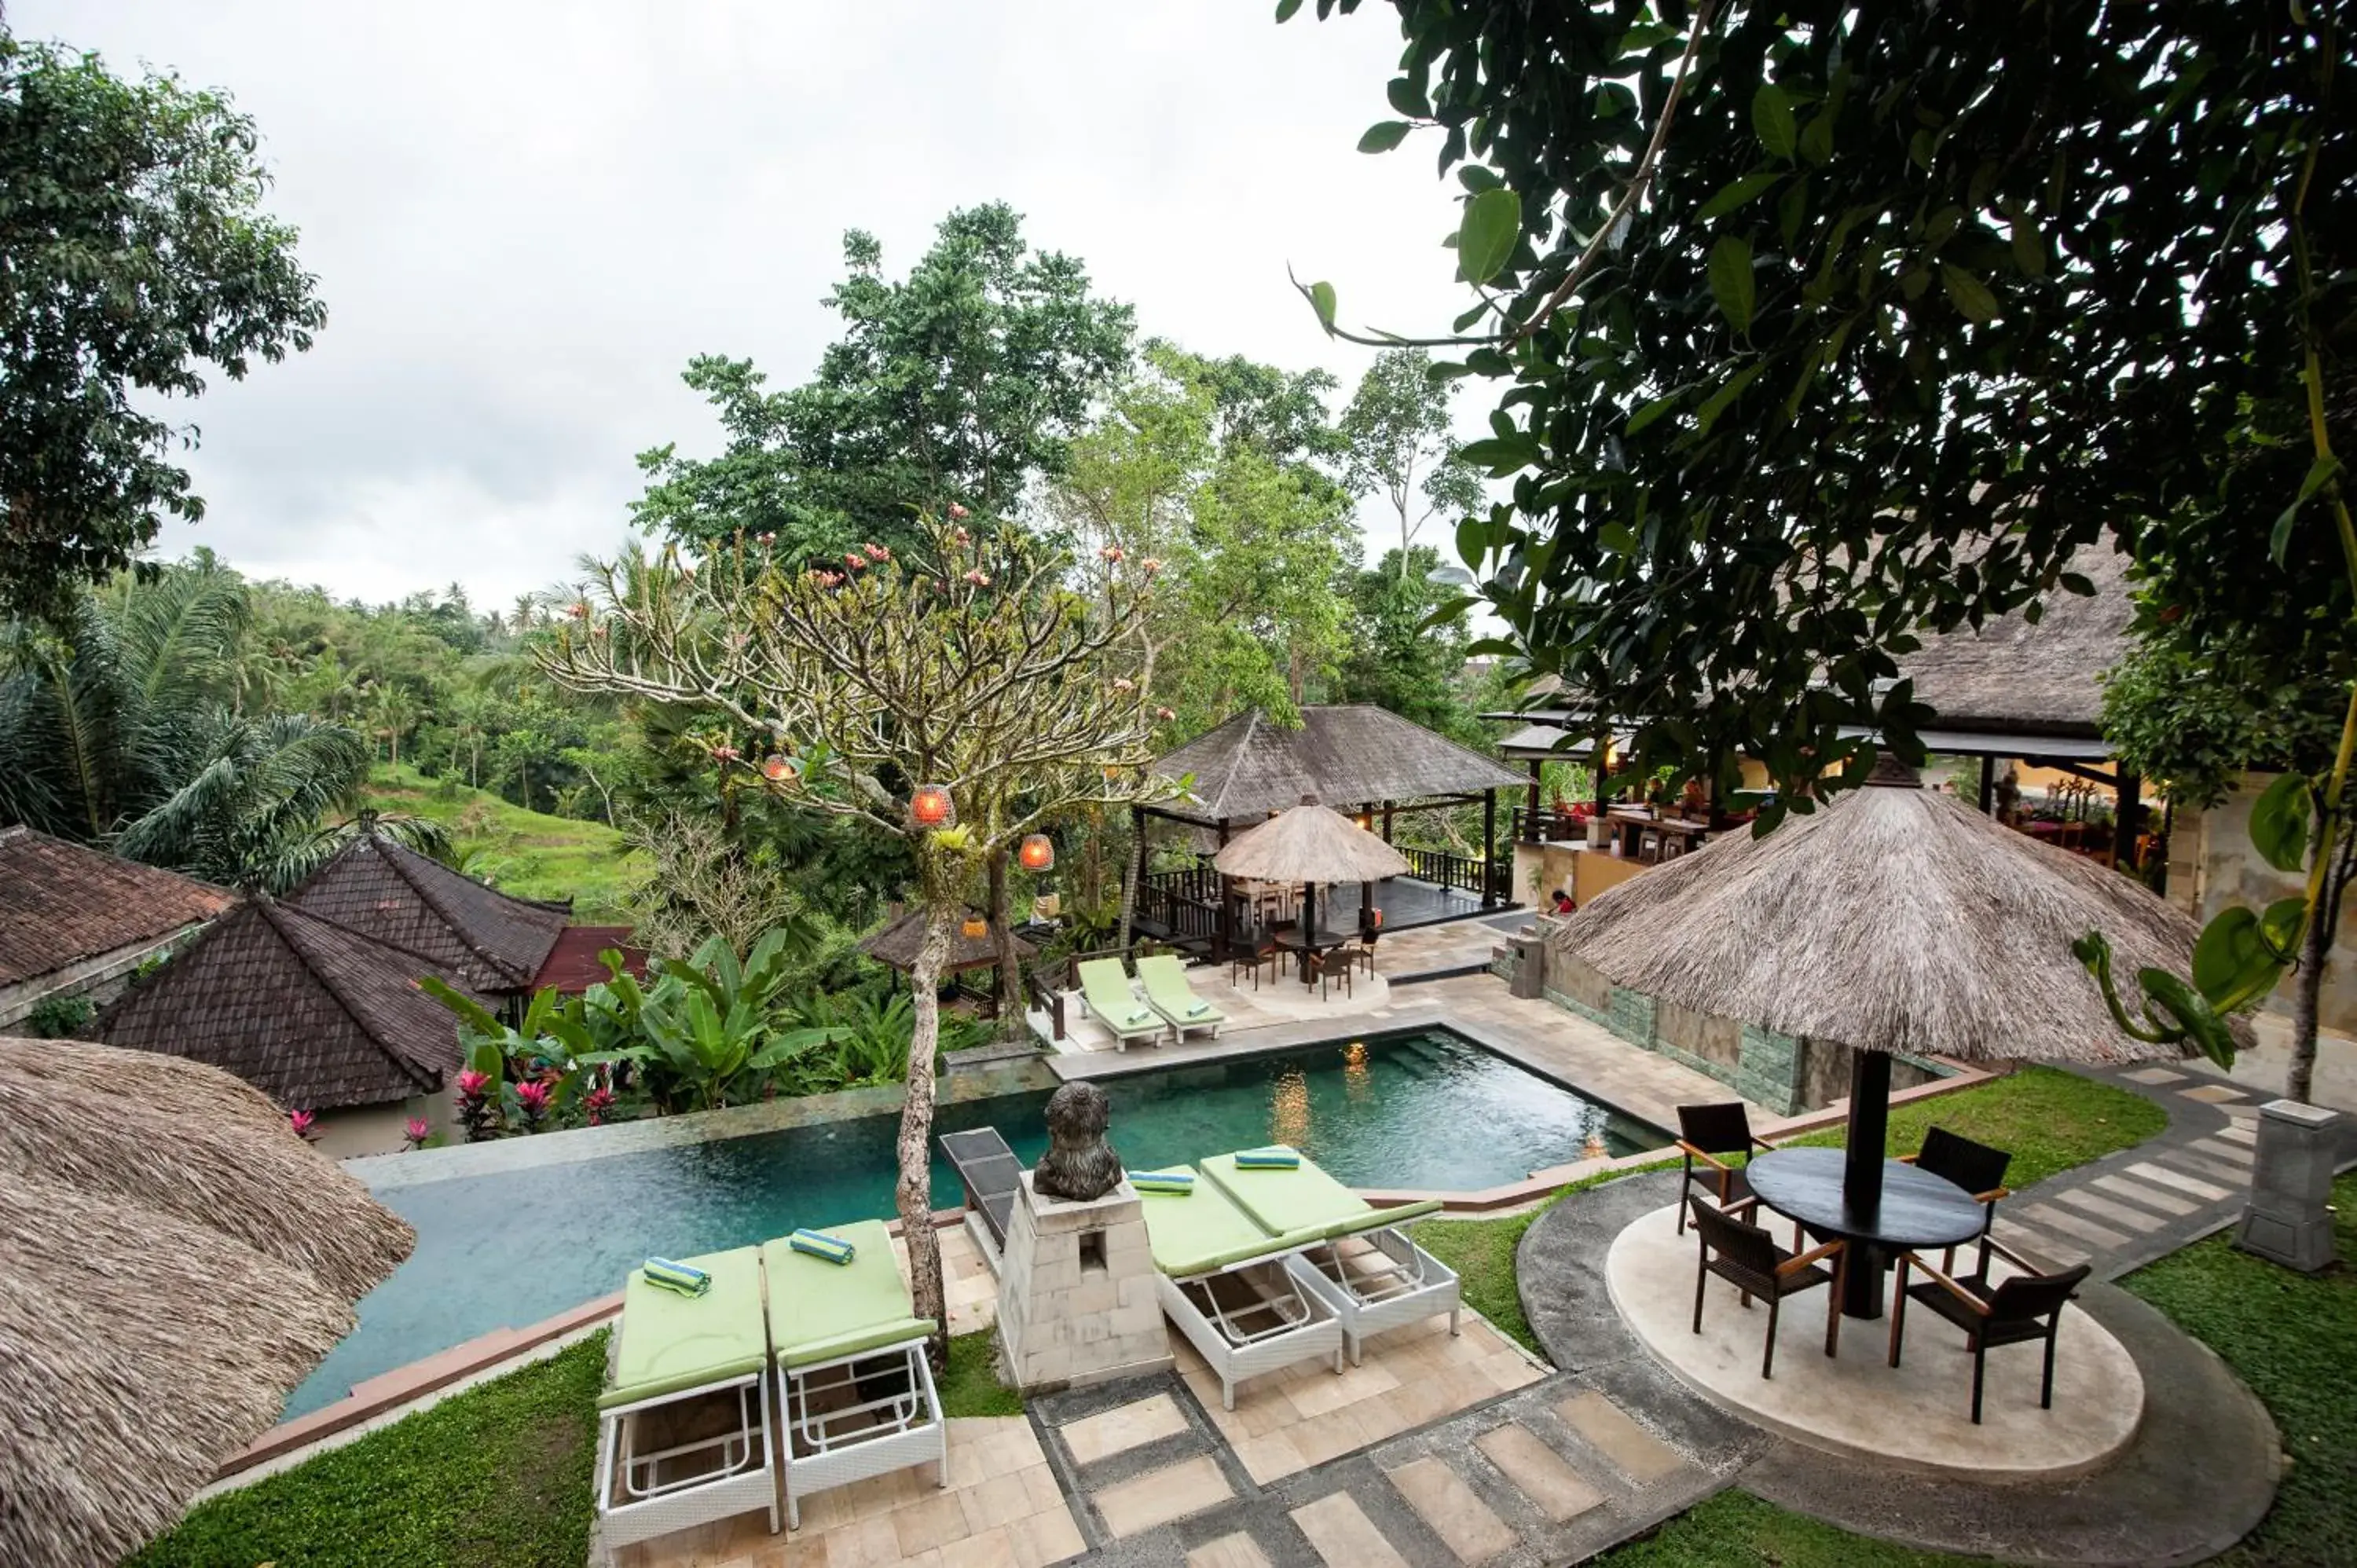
[253,901,444,1094]
[370,837,542,987]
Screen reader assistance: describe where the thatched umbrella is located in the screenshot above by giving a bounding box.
[0,1035,415,1567]
[1215,797,1411,975]
[859,910,1039,976]
[1552,760,2229,1225]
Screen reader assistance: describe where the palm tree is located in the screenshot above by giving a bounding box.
[0,562,384,892]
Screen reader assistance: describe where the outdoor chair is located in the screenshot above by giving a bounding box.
[1675,1102,1771,1235]
[1310,943,1354,999]
[1886,1237,2090,1423]
[1229,926,1278,991]
[1353,917,1380,977]
[1687,1196,1846,1379]
[1901,1127,2012,1272]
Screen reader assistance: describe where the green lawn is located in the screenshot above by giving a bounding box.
[131,1332,606,1568]
[2123,1171,2357,1566]
[362,763,643,921]
[1780,1063,2168,1189]
[1595,1489,1981,1567]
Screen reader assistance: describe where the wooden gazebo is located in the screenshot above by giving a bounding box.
[1139,705,1526,955]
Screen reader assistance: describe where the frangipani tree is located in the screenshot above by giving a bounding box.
[541,514,1173,1355]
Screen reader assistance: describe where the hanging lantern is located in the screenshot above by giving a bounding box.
[911,785,955,826]
[1018,833,1055,872]
[961,911,989,940]
[761,754,797,784]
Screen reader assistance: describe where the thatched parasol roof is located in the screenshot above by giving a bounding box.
[1214,800,1413,885]
[1550,766,2232,1066]
[860,911,1039,974]
[1157,705,1525,825]
[1892,543,2135,739]
[0,1035,415,1567]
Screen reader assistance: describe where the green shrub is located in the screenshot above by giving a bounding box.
[25,991,93,1038]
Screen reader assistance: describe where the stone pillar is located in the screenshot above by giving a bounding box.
[2234,1099,2344,1273]
[995,1171,1171,1393]
[1507,932,1545,998]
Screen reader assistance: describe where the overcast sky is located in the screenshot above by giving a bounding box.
[21,2,1486,609]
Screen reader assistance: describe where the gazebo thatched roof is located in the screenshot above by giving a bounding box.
[0,1035,414,1567]
[859,911,1038,974]
[1892,543,2135,740]
[1550,767,2234,1066]
[1213,800,1413,885]
[1156,705,1524,825]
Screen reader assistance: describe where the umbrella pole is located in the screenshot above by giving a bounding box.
[1841,1048,1893,1317]
[1302,881,1317,987]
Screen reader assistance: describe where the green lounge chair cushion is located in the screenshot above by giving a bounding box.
[1135,1166,1327,1277]
[1200,1152,1442,1240]
[599,1245,768,1410]
[1076,958,1160,1033]
[762,1221,936,1368]
[1135,954,1226,1024]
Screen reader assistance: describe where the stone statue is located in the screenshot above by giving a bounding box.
[1034,1081,1123,1202]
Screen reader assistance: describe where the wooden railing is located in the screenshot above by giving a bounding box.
[1396,843,1495,899]
[1510,805,1594,844]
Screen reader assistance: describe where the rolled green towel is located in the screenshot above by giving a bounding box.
[642,1257,711,1297]
[1185,1002,1211,1017]
[1131,1171,1195,1195]
[1234,1145,1301,1170]
[788,1228,857,1266]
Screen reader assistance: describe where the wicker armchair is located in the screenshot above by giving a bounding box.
[1688,1197,1846,1378]
[1887,1239,2089,1423]
[1675,1102,1771,1234]
[1900,1127,2012,1273]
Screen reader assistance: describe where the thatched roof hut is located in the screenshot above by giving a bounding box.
[1550,760,2223,1066]
[1157,705,1524,826]
[0,1035,414,1567]
[1214,800,1413,885]
[286,831,570,992]
[860,911,1038,974]
[1890,543,2135,741]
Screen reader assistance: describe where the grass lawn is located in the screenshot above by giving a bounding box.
[363,762,643,921]
[1780,1063,2167,1189]
[1595,1489,1980,1567]
[2123,1170,2357,1566]
[132,1332,607,1568]
[938,1329,1026,1418]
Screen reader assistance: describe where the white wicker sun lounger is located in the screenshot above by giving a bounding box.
[763,1222,946,1530]
[1135,1165,1343,1409]
[594,1246,778,1550]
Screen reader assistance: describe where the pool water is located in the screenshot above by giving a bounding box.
[290,1028,1661,1416]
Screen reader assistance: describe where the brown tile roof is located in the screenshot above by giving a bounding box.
[93,900,475,1112]
[0,826,236,989]
[284,834,568,992]
[530,925,648,994]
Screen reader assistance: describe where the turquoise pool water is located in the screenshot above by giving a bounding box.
[289,1027,1662,1416]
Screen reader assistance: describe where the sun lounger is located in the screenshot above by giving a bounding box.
[1200,1152,1460,1365]
[594,1245,777,1548]
[1135,953,1226,1041]
[762,1220,945,1529]
[1134,1164,1343,1409]
[1075,958,1168,1051]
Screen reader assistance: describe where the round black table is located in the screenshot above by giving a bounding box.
[1743,1146,1985,1319]
[1272,926,1354,987]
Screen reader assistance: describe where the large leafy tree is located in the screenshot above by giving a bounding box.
[0,35,324,622]
[541,518,1170,1361]
[1338,545,1481,742]
[633,203,1135,560]
[1340,348,1486,573]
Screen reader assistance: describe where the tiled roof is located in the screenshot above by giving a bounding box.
[530,925,648,994]
[93,900,475,1112]
[284,834,568,991]
[0,826,236,988]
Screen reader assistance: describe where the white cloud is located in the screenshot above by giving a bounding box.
[19,0,1493,604]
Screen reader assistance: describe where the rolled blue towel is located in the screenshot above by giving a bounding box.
[642,1257,710,1297]
[788,1228,857,1266]
[1131,1171,1195,1196]
[1234,1145,1301,1171]
[1184,1001,1211,1017]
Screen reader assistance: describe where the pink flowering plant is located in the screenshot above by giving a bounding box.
[288,1108,318,1142]
[402,1116,431,1151]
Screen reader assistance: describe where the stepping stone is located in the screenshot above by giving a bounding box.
[2125,1067,2188,1085]
[2128,1160,2232,1203]
[2017,1203,2130,1249]
[2218,1124,2259,1147]
[2194,1137,2255,1166]
[2051,1188,2168,1233]
[1291,1492,1412,1568]
[1188,1531,1274,1568]
[1555,1390,1683,1482]
[1059,1392,1189,1464]
[2179,1083,2249,1103]
[1094,1455,1233,1538]
[1384,1456,1519,1563]
[1993,1223,2086,1269]
[2164,1150,2253,1189]
[1475,1423,1604,1522]
[2091,1173,2198,1217]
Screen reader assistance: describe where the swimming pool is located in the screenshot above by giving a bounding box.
[290,1026,1662,1416]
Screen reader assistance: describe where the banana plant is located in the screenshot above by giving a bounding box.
[418,978,600,1122]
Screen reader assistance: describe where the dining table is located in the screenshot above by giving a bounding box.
[1741,1145,1985,1319]
[1271,925,1355,988]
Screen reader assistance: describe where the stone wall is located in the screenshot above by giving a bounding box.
[2168,771,2357,1036]
[0,923,209,1031]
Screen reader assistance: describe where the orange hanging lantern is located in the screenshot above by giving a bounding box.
[1018,833,1055,872]
[761,754,797,784]
[911,785,955,826]
[961,912,988,940]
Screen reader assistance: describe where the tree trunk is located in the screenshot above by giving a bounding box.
[2289,829,2355,1104]
[988,847,1025,1041]
[1117,809,1143,951]
[899,904,955,1369]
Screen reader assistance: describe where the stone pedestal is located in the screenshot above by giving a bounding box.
[2234,1098,2344,1273]
[1507,932,1545,999]
[995,1171,1171,1394]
